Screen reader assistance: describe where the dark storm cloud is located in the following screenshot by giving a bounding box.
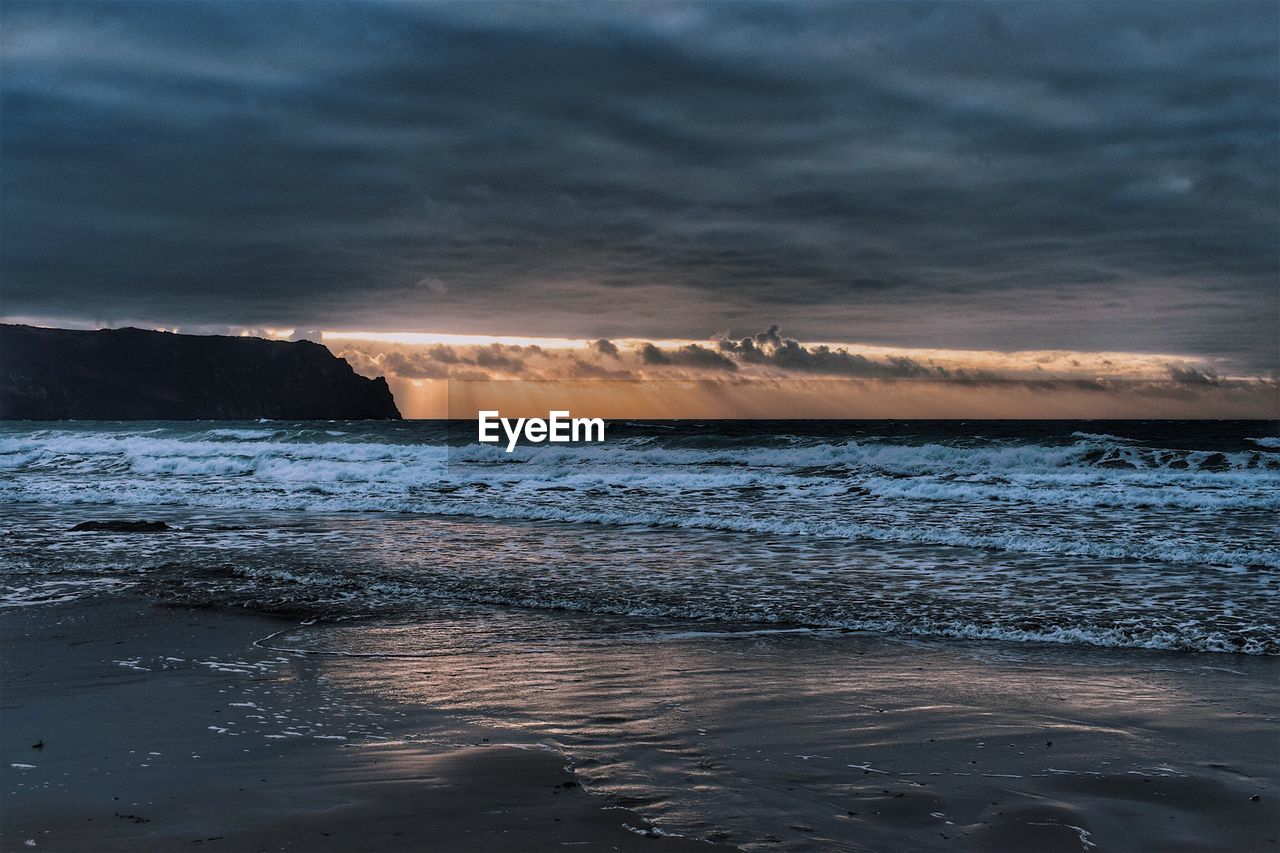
[1,1,1276,372]
[639,340,737,371]
[716,325,942,377]
[1166,364,1222,386]
[590,338,619,358]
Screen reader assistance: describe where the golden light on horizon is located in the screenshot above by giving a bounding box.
[381,377,1275,421]
[322,330,597,349]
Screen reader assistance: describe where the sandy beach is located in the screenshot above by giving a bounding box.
[1,597,731,852]
[4,595,1276,852]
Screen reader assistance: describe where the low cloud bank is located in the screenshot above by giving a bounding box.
[336,325,960,383]
[328,324,1276,419]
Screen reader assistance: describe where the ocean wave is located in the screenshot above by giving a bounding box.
[2,435,1276,519]
[1070,431,1137,443]
[220,566,1278,656]
[204,428,282,440]
[854,476,1278,510]
[3,475,1274,567]
[2,426,1276,573]
[263,615,1274,656]
[410,501,1280,569]
[4,430,1277,480]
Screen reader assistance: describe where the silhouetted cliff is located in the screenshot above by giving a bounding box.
[0,325,401,420]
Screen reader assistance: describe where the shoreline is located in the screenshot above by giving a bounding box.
[3,594,1277,851]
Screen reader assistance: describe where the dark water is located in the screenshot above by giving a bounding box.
[1,419,1277,653]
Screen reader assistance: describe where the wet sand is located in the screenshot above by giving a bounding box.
[3,597,1278,852]
[0,599,724,852]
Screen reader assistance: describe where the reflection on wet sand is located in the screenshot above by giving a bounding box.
[270,605,1279,851]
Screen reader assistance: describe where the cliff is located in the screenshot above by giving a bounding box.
[0,325,401,420]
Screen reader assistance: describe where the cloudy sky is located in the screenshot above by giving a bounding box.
[2,0,1277,408]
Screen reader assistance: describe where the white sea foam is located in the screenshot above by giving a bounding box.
[204,428,281,440]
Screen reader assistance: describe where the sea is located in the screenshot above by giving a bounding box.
[1,419,1277,654]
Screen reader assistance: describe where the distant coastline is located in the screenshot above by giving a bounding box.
[0,324,400,420]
